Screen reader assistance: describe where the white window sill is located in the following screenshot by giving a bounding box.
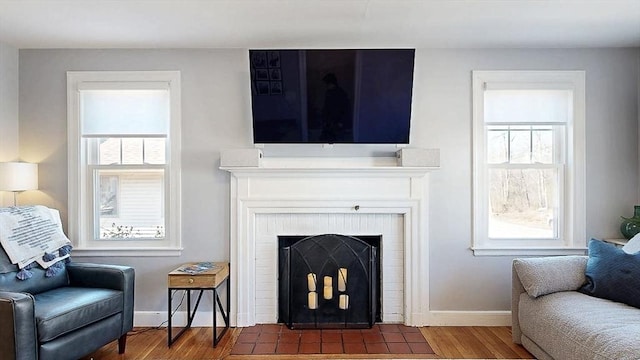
[471,247,587,256]
[72,247,183,257]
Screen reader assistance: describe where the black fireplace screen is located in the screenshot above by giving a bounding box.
[278,234,380,329]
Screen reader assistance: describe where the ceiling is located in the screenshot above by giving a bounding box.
[0,0,639,49]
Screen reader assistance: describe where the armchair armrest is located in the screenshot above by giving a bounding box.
[66,263,135,335]
[66,263,134,291]
[0,291,38,360]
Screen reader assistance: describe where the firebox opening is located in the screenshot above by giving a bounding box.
[278,234,382,329]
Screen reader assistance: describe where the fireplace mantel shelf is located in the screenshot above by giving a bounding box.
[221,166,439,176]
[221,156,439,176]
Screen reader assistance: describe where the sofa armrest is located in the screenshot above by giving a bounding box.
[0,291,38,360]
[66,263,135,335]
[513,256,587,297]
[511,256,587,344]
[511,264,526,344]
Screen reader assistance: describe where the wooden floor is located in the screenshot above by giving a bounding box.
[82,326,534,359]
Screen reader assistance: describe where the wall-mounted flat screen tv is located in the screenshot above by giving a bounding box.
[249,49,415,144]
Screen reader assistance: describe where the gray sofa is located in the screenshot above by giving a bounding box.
[512,256,640,360]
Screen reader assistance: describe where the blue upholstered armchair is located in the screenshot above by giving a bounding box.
[0,209,135,360]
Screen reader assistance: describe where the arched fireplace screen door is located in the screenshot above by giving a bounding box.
[278,234,379,329]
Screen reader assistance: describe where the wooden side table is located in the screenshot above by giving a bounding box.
[167,262,230,347]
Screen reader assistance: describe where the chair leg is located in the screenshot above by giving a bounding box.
[118,334,127,354]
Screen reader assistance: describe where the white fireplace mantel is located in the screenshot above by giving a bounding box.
[222,156,438,327]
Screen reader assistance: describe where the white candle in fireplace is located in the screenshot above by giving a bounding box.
[307,273,317,292]
[308,291,318,310]
[323,286,333,300]
[337,268,347,292]
[339,294,349,310]
[323,276,333,299]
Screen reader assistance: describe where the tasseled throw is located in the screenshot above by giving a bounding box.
[59,245,72,263]
[46,261,64,277]
[16,264,34,280]
[42,252,56,262]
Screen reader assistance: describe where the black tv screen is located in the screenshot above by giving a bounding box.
[249,49,415,144]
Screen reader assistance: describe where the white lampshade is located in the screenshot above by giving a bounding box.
[0,162,38,191]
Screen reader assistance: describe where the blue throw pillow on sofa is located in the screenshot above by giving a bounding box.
[579,239,640,308]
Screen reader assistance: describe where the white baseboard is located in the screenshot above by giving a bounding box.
[426,310,512,326]
[134,311,225,328]
[135,310,512,328]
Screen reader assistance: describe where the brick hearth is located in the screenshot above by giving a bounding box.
[230,324,435,355]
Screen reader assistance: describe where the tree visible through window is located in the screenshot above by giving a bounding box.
[487,125,558,239]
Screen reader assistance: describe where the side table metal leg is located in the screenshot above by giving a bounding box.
[167,288,172,347]
[212,276,230,347]
[213,288,217,347]
[168,289,201,347]
[186,289,191,326]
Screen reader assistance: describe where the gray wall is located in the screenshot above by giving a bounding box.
[17,48,640,314]
[416,48,639,310]
[0,43,19,206]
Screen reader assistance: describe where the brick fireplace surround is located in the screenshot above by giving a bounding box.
[222,156,437,327]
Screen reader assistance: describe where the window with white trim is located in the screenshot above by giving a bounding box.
[472,71,586,256]
[67,71,182,256]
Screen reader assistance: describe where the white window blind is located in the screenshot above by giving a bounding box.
[484,89,572,124]
[81,89,170,136]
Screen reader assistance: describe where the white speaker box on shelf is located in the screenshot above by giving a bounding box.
[220,149,263,167]
[396,148,440,167]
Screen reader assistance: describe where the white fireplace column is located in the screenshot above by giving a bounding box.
[222,157,438,327]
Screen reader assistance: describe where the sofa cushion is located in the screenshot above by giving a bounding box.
[513,256,586,297]
[34,287,123,342]
[519,291,640,360]
[579,239,640,309]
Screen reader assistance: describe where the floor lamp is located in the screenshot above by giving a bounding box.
[0,162,38,206]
